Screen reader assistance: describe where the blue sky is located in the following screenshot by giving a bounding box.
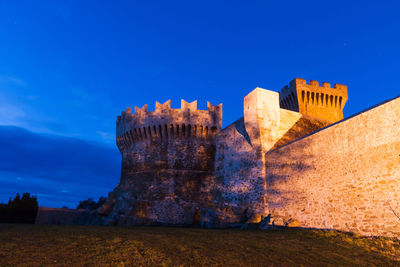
[0,0,399,207]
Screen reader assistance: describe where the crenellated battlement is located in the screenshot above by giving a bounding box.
[116,100,222,151]
[118,99,222,120]
[280,78,348,122]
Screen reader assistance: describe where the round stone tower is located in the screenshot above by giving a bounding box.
[99,99,222,225]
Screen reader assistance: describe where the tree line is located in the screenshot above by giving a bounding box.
[0,193,38,224]
[0,193,106,224]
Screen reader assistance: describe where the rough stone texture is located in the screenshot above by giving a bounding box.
[97,80,346,227]
[99,100,222,225]
[266,95,400,237]
[213,117,264,224]
[212,89,330,224]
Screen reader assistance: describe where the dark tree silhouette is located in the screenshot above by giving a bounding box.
[77,197,106,210]
[0,193,38,224]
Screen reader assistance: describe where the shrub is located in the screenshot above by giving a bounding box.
[77,196,106,210]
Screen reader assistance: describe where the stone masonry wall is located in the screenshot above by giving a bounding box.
[98,100,222,226]
[213,117,264,224]
[265,96,400,237]
[212,88,330,225]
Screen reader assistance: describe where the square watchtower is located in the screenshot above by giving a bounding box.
[280,78,348,122]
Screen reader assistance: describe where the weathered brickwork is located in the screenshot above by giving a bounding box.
[266,96,400,237]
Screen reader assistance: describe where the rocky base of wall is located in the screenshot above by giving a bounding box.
[35,207,285,232]
[96,169,220,226]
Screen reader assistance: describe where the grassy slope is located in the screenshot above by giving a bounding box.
[0,224,399,266]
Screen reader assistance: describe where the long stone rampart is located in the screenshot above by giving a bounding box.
[265,95,400,237]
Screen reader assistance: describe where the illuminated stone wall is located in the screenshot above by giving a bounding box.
[96,77,400,237]
[38,77,400,237]
[100,86,331,226]
[213,117,265,224]
[265,96,400,237]
[212,88,330,225]
[99,100,222,225]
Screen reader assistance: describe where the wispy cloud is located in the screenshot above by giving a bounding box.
[0,75,27,87]
[0,74,31,128]
[0,104,26,125]
[0,94,62,136]
[96,130,115,142]
[0,74,118,145]
[0,126,120,207]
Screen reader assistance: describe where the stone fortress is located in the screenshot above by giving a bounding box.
[36,77,400,238]
[93,77,400,237]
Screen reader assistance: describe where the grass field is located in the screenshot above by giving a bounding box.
[0,224,399,266]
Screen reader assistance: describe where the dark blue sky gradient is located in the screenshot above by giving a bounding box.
[0,126,120,207]
[0,1,399,207]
